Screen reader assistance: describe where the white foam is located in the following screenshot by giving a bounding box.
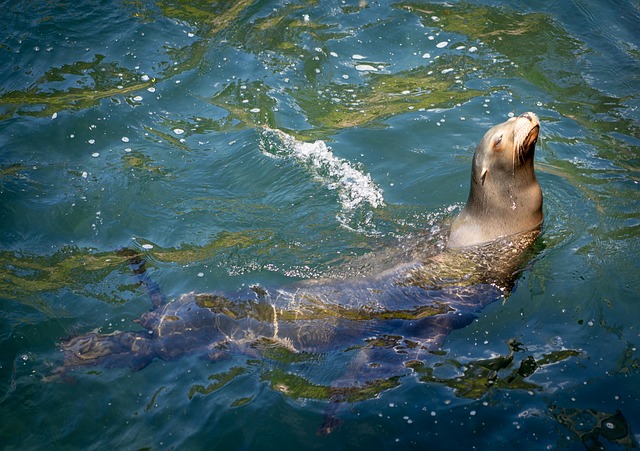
[355,64,378,72]
[260,128,384,218]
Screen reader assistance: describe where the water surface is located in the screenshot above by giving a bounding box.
[1,0,639,449]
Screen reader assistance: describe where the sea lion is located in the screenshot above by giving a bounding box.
[55,113,545,374]
[448,112,542,248]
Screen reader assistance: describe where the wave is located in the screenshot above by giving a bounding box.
[259,128,384,231]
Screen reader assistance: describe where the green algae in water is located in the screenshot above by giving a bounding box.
[188,366,248,399]
[250,337,318,364]
[230,396,253,407]
[262,368,401,402]
[408,340,582,399]
[145,385,167,411]
[401,2,640,138]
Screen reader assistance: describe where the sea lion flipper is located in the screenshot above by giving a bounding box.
[117,247,167,308]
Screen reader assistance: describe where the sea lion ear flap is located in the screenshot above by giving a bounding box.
[480,167,488,185]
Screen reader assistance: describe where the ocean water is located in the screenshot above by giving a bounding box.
[1,0,639,449]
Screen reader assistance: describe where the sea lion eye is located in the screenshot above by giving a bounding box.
[493,134,503,149]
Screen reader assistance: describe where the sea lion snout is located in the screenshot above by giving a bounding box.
[513,112,540,157]
[519,112,537,123]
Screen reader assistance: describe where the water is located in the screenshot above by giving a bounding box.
[1,0,639,449]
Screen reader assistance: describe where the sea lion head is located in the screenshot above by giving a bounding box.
[448,112,543,248]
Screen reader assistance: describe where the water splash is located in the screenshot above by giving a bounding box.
[259,128,384,231]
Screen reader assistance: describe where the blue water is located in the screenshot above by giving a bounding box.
[1,0,639,449]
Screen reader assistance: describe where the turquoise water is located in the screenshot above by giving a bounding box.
[1,0,639,449]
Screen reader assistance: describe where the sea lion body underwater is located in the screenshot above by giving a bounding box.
[57,113,544,372]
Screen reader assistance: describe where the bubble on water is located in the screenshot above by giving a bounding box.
[352,54,366,60]
[436,41,448,48]
[173,128,185,135]
[147,87,156,93]
[51,112,58,119]
[88,139,95,144]
[187,32,195,38]
[92,152,100,158]
[469,46,478,52]
[82,171,88,178]
[141,244,153,250]
[124,148,132,152]
[330,52,338,57]
[250,108,261,113]
[122,136,129,143]
[141,75,150,81]
[421,52,431,59]
[355,64,377,72]
[197,272,204,277]
[133,96,143,102]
